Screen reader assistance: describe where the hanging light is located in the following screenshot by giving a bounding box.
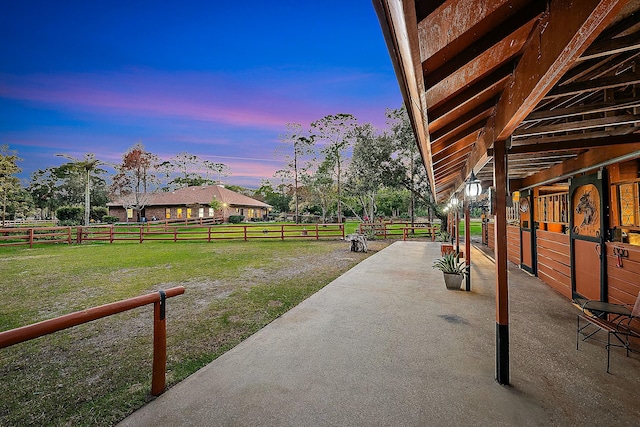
[450,196,459,207]
[465,170,482,198]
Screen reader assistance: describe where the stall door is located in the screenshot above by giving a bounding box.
[519,190,535,274]
[570,172,607,301]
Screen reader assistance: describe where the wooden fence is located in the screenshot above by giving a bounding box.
[0,286,185,396]
[359,221,440,239]
[0,223,345,248]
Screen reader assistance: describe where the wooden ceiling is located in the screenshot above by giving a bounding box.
[374,0,640,202]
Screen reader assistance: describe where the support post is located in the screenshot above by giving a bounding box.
[151,291,167,396]
[455,208,460,255]
[465,199,471,292]
[494,138,510,385]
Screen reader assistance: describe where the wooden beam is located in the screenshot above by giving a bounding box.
[494,0,628,141]
[432,131,479,164]
[425,23,530,110]
[431,120,487,154]
[417,0,530,65]
[579,30,640,61]
[504,133,640,154]
[423,2,544,88]
[514,114,640,137]
[516,143,640,189]
[428,63,511,124]
[429,99,495,141]
[522,98,640,123]
[544,72,640,100]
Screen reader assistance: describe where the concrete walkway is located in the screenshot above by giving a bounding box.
[119,241,640,426]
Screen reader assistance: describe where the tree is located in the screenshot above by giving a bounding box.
[311,114,358,223]
[345,123,395,222]
[110,144,159,221]
[302,161,335,223]
[276,123,315,223]
[254,180,291,214]
[0,145,23,226]
[386,106,439,224]
[56,153,110,226]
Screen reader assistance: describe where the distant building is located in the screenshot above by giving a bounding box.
[107,185,271,222]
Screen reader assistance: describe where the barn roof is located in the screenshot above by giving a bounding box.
[374,0,640,202]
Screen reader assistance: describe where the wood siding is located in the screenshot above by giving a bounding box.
[537,230,572,299]
[507,225,520,266]
[487,222,494,251]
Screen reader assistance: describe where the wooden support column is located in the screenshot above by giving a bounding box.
[465,199,471,292]
[494,138,509,385]
[455,207,460,255]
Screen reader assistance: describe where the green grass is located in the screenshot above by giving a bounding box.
[458,220,482,236]
[0,240,383,426]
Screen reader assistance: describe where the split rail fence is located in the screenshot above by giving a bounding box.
[359,221,440,240]
[0,286,185,396]
[0,223,345,248]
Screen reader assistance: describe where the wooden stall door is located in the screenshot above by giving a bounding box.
[519,190,535,274]
[570,172,607,301]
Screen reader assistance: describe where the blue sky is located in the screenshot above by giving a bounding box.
[0,1,402,188]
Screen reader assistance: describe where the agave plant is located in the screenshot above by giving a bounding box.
[432,252,467,276]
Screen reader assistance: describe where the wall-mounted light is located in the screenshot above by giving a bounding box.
[465,170,482,198]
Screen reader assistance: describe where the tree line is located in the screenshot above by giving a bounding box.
[261,106,439,224]
[1,106,442,226]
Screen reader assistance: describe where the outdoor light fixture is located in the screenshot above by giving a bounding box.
[465,170,482,198]
[450,196,460,207]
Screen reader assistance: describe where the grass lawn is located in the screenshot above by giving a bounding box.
[0,239,385,426]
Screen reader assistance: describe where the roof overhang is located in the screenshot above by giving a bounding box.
[374,0,640,203]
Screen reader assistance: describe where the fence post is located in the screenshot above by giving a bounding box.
[208,226,211,242]
[316,224,319,240]
[281,225,284,241]
[139,226,143,244]
[29,228,34,248]
[174,228,177,242]
[244,226,247,241]
[341,223,345,239]
[110,226,114,244]
[151,291,167,396]
[76,227,82,244]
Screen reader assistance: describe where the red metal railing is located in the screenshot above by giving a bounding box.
[0,286,185,396]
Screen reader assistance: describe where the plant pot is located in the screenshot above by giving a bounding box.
[443,272,463,290]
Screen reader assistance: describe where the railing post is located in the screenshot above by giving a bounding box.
[174,228,177,242]
[76,227,82,244]
[316,224,319,240]
[208,226,212,242]
[110,226,114,244]
[281,225,284,241]
[29,228,34,248]
[151,290,167,396]
[244,226,247,241]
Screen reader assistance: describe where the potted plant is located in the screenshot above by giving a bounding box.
[432,252,467,290]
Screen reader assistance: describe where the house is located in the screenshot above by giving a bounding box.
[107,185,271,222]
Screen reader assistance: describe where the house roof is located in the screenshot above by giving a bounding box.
[108,185,272,209]
[374,0,640,202]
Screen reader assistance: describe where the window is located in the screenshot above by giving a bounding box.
[177,208,183,219]
[187,208,192,218]
[209,207,214,217]
[615,181,640,227]
[198,207,204,218]
[165,208,171,219]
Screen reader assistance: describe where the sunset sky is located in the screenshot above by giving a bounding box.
[0,1,402,187]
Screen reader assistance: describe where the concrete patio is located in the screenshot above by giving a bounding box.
[119,241,640,426]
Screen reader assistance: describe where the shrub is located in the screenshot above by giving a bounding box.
[102,216,119,224]
[228,215,244,224]
[91,207,108,222]
[56,206,83,225]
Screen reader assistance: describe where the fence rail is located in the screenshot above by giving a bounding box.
[358,221,440,239]
[1,223,345,247]
[0,286,185,396]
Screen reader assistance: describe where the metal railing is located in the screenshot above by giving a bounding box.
[0,286,185,396]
